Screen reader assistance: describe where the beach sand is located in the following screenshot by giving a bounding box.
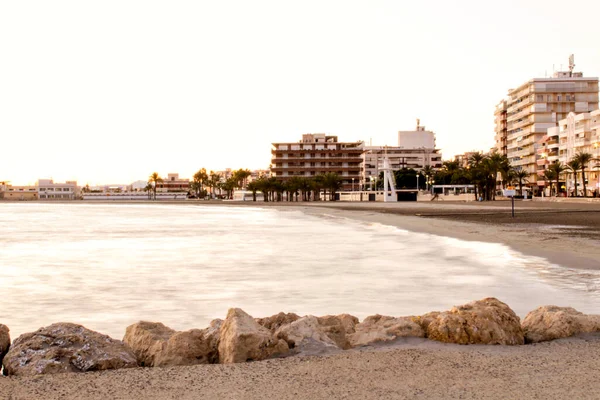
[2,199,599,399]
[2,334,600,399]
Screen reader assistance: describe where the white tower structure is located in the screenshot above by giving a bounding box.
[381,153,397,202]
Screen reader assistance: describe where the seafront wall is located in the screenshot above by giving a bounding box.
[1,297,599,376]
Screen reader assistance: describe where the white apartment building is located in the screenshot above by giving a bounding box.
[501,69,598,188]
[361,122,442,187]
[37,179,78,200]
[538,110,600,195]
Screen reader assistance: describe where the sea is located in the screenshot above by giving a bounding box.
[0,203,598,339]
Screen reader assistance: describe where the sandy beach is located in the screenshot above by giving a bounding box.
[1,199,599,399]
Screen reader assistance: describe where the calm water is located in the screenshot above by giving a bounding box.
[0,203,599,339]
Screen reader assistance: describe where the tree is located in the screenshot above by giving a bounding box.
[207,171,221,198]
[148,172,163,200]
[321,173,341,201]
[566,159,582,197]
[573,152,593,197]
[143,182,153,200]
[543,169,556,196]
[192,168,208,198]
[233,169,252,190]
[548,161,567,197]
[246,180,259,201]
[513,168,529,197]
[421,166,435,192]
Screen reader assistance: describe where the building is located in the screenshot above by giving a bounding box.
[2,185,38,200]
[156,173,190,193]
[37,179,78,200]
[501,64,599,188]
[538,110,600,195]
[361,122,442,188]
[271,134,364,190]
[454,151,480,168]
[494,100,508,156]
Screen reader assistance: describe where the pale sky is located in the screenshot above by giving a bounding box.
[2,0,599,185]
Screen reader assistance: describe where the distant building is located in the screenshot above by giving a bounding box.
[454,152,479,168]
[271,134,364,190]
[37,179,78,200]
[3,185,38,200]
[494,100,508,156]
[156,173,190,193]
[361,121,443,189]
[497,60,599,189]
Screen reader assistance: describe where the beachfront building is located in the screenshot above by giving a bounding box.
[499,66,599,191]
[454,152,480,168]
[537,110,600,195]
[360,121,442,189]
[37,179,78,200]
[271,134,364,191]
[2,185,39,200]
[494,100,508,156]
[156,173,190,193]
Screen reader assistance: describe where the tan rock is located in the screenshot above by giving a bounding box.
[522,306,600,343]
[425,298,524,345]
[256,312,300,331]
[124,319,222,367]
[316,314,359,350]
[0,324,10,368]
[275,316,339,354]
[218,308,289,364]
[3,323,138,376]
[348,315,425,348]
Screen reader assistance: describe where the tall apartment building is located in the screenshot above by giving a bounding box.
[361,122,442,187]
[538,109,600,195]
[494,100,508,156]
[501,69,598,187]
[271,134,364,190]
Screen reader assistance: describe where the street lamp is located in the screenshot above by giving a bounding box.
[352,178,355,192]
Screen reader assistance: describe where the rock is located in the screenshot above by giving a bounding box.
[3,323,138,376]
[348,315,425,347]
[218,308,289,364]
[424,298,524,345]
[124,319,222,367]
[256,312,300,331]
[315,314,359,350]
[275,316,339,355]
[522,306,600,343]
[0,324,10,368]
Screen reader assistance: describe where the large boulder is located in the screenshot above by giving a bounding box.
[423,298,524,345]
[315,314,358,350]
[0,324,9,368]
[218,308,289,363]
[275,316,340,355]
[3,323,138,376]
[522,306,600,343]
[348,315,425,348]
[123,319,221,367]
[256,312,300,331]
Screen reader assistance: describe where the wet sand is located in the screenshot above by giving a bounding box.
[2,334,600,399]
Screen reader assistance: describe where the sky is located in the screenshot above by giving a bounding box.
[2,0,600,185]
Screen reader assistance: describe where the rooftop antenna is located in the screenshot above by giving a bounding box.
[568,54,575,77]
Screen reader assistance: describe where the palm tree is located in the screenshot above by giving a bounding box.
[192,168,208,198]
[143,182,153,200]
[148,172,163,200]
[573,152,593,197]
[421,165,434,192]
[566,159,582,197]
[513,168,529,197]
[543,169,556,196]
[548,161,568,197]
[246,181,259,201]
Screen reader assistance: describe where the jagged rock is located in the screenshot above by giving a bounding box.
[3,323,138,376]
[413,312,441,332]
[218,308,289,364]
[424,298,524,345]
[0,324,10,368]
[256,312,300,331]
[275,316,339,355]
[522,306,600,343]
[123,319,222,367]
[348,315,425,347]
[315,314,359,350]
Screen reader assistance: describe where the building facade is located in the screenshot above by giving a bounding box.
[494,100,508,156]
[2,185,39,200]
[502,70,598,188]
[538,110,600,195]
[37,179,78,200]
[156,173,190,193]
[271,134,364,190]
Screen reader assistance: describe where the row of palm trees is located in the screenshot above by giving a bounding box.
[542,152,599,197]
[246,173,343,202]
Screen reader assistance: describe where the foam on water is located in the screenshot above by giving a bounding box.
[0,203,598,339]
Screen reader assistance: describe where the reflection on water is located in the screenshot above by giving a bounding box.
[0,203,598,339]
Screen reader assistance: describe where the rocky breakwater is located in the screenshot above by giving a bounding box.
[0,324,10,368]
[2,298,599,376]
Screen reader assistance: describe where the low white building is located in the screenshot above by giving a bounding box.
[37,179,78,200]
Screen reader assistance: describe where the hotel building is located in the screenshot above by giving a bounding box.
[537,109,600,195]
[156,173,190,193]
[271,134,364,191]
[499,69,598,188]
[37,179,78,200]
